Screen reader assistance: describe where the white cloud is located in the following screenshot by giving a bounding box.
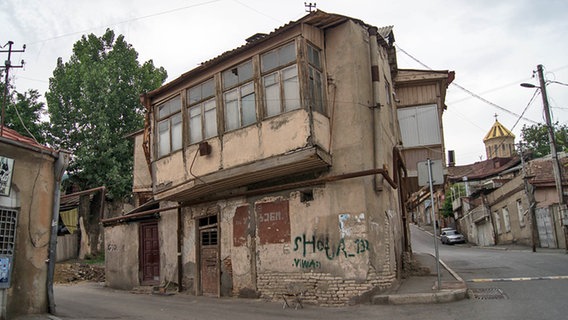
[2,0,567,165]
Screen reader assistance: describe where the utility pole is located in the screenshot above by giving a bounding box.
[535,64,568,252]
[0,41,26,136]
[518,142,538,252]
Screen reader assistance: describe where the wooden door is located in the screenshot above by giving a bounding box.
[200,228,219,296]
[140,222,160,285]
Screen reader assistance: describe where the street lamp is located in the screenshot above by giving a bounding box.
[520,83,538,89]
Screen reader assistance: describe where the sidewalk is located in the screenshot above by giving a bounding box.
[371,252,468,305]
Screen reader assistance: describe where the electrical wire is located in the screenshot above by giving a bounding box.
[395,44,539,125]
[27,0,224,45]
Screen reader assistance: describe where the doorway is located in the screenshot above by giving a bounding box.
[199,215,219,296]
[139,221,160,285]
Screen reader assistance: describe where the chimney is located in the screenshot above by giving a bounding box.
[448,150,455,167]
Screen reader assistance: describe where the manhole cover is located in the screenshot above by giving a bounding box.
[469,288,508,300]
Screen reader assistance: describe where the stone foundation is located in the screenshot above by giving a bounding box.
[257,269,396,306]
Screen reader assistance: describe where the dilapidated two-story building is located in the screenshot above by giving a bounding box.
[103,10,453,306]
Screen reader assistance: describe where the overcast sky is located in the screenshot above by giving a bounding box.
[2,0,567,165]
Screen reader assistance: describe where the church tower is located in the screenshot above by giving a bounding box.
[483,115,516,159]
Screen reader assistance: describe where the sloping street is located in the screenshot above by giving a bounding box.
[32,224,568,320]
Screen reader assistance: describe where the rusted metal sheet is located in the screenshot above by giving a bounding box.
[233,205,249,247]
[256,200,290,245]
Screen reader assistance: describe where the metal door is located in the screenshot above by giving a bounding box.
[200,228,219,296]
[140,222,160,285]
[536,207,557,248]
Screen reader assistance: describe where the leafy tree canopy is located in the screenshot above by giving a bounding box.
[520,122,568,158]
[1,72,48,143]
[46,29,167,199]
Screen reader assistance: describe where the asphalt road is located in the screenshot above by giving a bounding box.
[410,223,568,319]
[49,225,568,320]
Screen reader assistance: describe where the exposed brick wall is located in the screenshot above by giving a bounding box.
[257,268,396,306]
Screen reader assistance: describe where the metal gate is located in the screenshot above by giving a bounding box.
[140,222,160,285]
[536,207,557,248]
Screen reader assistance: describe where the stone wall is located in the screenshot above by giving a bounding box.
[257,268,395,306]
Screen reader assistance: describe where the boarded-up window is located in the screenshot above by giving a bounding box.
[397,104,441,147]
[255,200,290,245]
[233,205,250,247]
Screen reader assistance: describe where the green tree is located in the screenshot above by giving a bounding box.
[520,122,568,158]
[46,29,167,199]
[441,184,466,218]
[1,72,48,143]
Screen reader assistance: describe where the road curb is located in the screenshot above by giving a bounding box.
[372,253,468,305]
[372,288,468,305]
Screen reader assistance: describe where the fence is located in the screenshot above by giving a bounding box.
[56,233,79,262]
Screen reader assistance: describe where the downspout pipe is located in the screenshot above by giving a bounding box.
[47,151,70,314]
[368,27,383,192]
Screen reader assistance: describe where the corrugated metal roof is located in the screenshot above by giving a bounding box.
[146,10,394,99]
[447,156,521,182]
[0,126,54,152]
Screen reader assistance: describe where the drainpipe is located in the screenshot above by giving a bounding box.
[177,205,184,292]
[47,151,70,314]
[368,27,383,192]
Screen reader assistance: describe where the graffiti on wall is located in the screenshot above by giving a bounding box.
[293,258,321,269]
[291,213,369,269]
[292,234,370,261]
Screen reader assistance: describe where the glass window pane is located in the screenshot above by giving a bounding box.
[263,73,278,86]
[264,73,280,117]
[225,90,239,131]
[308,44,321,69]
[171,113,183,151]
[188,86,201,105]
[242,92,256,126]
[223,69,238,89]
[261,50,278,73]
[158,103,170,119]
[308,67,324,114]
[241,82,254,96]
[202,79,215,99]
[159,95,181,119]
[239,61,253,82]
[189,106,202,144]
[203,99,217,138]
[158,120,170,157]
[280,42,296,65]
[283,71,300,112]
[313,69,323,113]
[282,65,297,80]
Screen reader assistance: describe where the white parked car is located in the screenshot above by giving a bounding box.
[441,230,465,245]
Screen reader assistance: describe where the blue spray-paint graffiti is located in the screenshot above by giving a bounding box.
[292,234,370,261]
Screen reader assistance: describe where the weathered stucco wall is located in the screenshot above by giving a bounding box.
[104,223,139,290]
[153,109,312,190]
[158,205,179,285]
[0,142,55,318]
[322,18,401,285]
[486,176,531,245]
